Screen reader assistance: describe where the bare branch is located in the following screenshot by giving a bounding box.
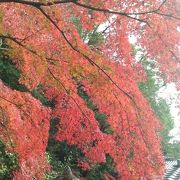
[0,0,73,7]
[1,0,179,21]
[73,1,179,21]
[73,2,150,25]
[155,12,180,20]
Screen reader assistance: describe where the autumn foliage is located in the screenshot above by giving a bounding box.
[0,0,179,179]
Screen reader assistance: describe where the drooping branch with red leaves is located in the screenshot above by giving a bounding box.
[0,0,179,179]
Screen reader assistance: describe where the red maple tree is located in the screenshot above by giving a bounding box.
[0,0,179,179]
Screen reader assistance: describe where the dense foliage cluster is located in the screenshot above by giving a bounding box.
[0,0,179,179]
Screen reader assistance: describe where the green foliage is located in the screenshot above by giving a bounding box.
[126,147,134,162]
[164,141,180,159]
[70,16,84,37]
[0,49,53,107]
[94,113,113,134]
[32,88,48,105]
[70,16,104,48]
[31,84,55,107]
[46,150,78,180]
[0,140,18,180]
[138,54,177,158]
[86,165,105,180]
[0,51,27,91]
[87,30,104,47]
[86,156,118,180]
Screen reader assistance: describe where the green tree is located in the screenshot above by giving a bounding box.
[0,140,18,180]
[138,54,179,158]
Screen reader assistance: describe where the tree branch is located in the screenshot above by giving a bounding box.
[0,0,73,7]
[0,5,139,114]
[73,1,150,25]
[1,0,179,21]
[36,7,139,107]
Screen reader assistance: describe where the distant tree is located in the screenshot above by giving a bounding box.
[138,53,179,159]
